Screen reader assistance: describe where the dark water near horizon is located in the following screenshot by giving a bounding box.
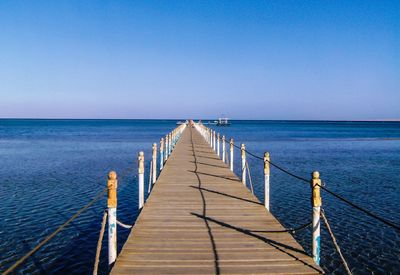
[0,119,399,274]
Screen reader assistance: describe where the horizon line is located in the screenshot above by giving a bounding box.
[1,117,399,122]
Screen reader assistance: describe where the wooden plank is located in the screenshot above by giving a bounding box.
[111,126,323,274]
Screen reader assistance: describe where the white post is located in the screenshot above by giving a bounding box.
[222,135,226,163]
[138,151,144,209]
[311,171,322,265]
[217,133,220,157]
[264,152,270,211]
[169,133,172,155]
[241,143,246,186]
[107,171,117,266]
[152,143,157,184]
[160,138,164,171]
[165,134,168,161]
[213,131,216,151]
[210,129,213,147]
[230,138,234,171]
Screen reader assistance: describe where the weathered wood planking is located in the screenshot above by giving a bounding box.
[111,127,323,274]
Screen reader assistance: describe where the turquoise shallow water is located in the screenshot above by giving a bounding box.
[0,119,399,274]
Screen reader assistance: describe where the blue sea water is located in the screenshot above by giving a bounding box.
[0,119,399,274]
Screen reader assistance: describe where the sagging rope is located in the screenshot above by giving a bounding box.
[321,209,352,275]
[116,219,133,229]
[251,221,312,234]
[93,210,107,275]
[231,141,309,182]
[5,164,135,274]
[92,211,133,275]
[4,188,108,275]
[318,183,400,231]
[228,136,400,232]
[245,161,254,195]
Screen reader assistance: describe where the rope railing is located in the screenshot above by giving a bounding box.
[4,188,108,275]
[196,122,400,272]
[116,219,133,229]
[227,134,400,231]
[245,161,254,195]
[321,209,352,275]
[93,210,107,275]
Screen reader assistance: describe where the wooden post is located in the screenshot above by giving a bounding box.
[107,171,118,266]
[311,171,322,265]
[165,134,169,161]
[264,152,270,211]
[217,133,220,157]
[241,143,246,186]
[210,129,213,147]
[222,135,226,163]
[138,151,144,209]
[160,138,164,171]
[213,131,216,151]
[152,143,157,184]
[230,138,234,171]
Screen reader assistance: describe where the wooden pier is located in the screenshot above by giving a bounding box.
[111,126,322,274]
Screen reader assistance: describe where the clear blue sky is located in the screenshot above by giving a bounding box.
[0,0,399,120]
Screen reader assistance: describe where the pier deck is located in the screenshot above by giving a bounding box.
[111,127,322,274]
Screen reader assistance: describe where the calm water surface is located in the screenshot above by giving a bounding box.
[0,119,399,274]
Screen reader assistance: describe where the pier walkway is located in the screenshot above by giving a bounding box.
[111,126,322,274]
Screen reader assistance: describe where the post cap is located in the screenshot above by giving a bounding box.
[139,151,144,157]
[241,143,245,149]
[108,171,117,180]
[264,152,270,158]
[312,171,320,179]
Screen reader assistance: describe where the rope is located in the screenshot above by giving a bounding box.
[230,141,309,182]
[93,210,107,275]
[251,221,312,234]
[4,188,107,275]
[148,160,153,194]
[116,219,133,229]
[321,209,352,275]
[245,161,254,195]
[227,134,400,231]
[318,183,400,231]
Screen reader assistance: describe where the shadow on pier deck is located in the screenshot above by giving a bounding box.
[111,127,323,274]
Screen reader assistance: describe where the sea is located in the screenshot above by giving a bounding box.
[0,119,399,274]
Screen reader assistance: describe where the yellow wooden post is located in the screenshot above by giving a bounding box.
[138,151,145,209]
[311,171,322,265]
[241,143,246,186]
[107,171,118,265]
[264,152,270,211]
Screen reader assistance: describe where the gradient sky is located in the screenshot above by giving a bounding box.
[0,0,399,120]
